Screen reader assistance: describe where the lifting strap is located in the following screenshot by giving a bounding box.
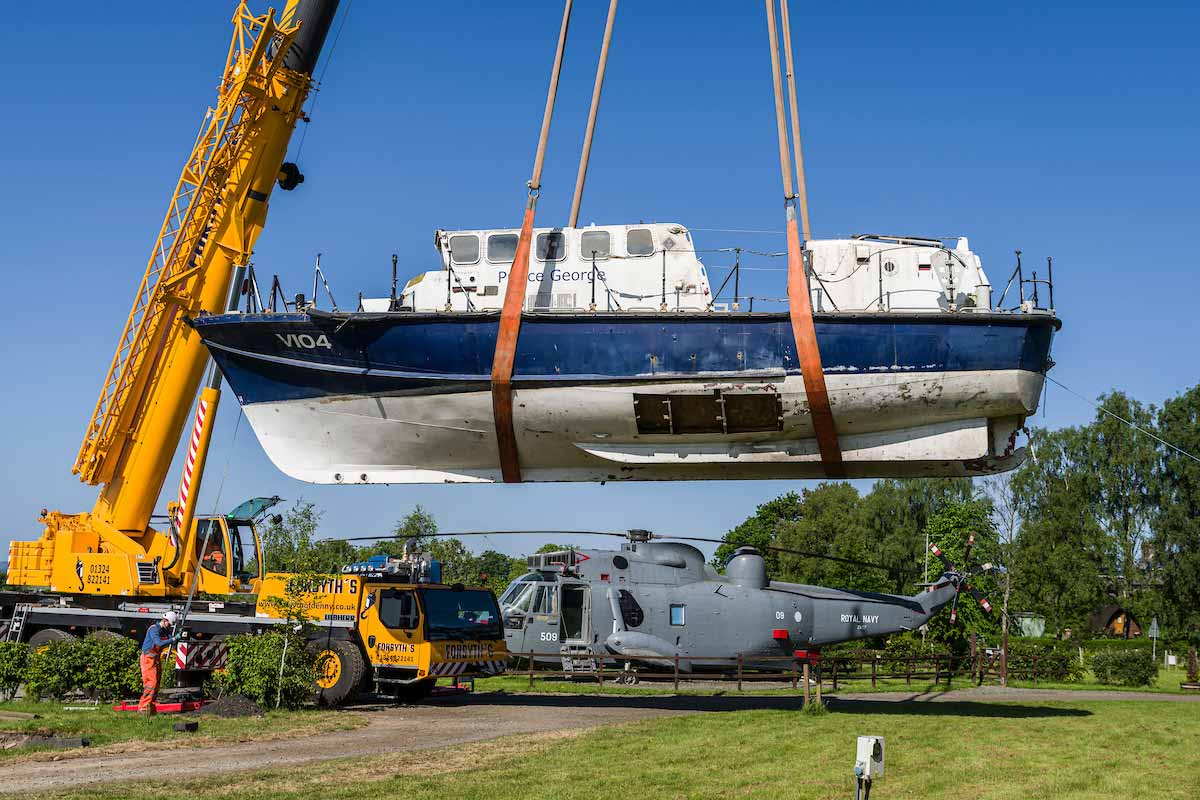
[491,0,573,483]
[765,0,843,476]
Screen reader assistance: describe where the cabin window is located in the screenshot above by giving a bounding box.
[669,604,686,626]
[195,520,227,577]
[379,588,420,630]
[536,232,567,262]
[487,233,519,262]
[580,230,610,260]
[627,228,654,256]
[448,235,479,264]
[617,589,645,628]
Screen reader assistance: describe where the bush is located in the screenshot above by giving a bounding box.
[1007,638,1084,682]
[216,630,314,709]
[81,634,142,701]
[0,642,29,700]
[878,634,949,673]
[24,639,92,700]
[1091,647,1158,687]
[1082,638,1153,655]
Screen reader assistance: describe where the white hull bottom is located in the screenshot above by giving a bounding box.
[240,369,1043,483]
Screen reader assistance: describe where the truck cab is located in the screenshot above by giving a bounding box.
[259,554,507,705]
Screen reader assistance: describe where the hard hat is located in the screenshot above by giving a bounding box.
[164,611,179,625]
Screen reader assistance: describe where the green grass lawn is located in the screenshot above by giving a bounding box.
[477,665,1196,697]
[41,698,1200,800]
[0,699,364,759]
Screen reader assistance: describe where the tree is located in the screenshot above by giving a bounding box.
[922,500,1001,649]
[982,472,1021,684]
[713,492,804,573]
[1010,426,1110,633]
[1153,384,1200,640]
[1085,392,1158,599]
[773,483,886,592]
[259,501,324,573]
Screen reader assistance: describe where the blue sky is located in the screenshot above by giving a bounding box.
[1,1,1197,561]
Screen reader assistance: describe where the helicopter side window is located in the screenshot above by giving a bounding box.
[505,582,537,613]
[618,590,644,628]
[669,604,686,626]
[532,586,555,615]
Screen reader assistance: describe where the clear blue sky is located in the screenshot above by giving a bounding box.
[1,1,1197,560]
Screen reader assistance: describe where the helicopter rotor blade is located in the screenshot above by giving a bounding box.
[321,530,895,574]
[928,543,954,573]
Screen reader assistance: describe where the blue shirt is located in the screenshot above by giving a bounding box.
[141,622,178,654]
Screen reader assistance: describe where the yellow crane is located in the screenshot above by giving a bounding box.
[7,0,339,598]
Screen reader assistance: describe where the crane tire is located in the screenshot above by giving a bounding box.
[309,639,365,707]
[28,628,76,651]
[89,629,125,641]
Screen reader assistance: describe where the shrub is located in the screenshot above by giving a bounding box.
[81,634,142,701]
[24,639,91,700]
[879,634,949,673]
[216,630,314,709]
[0,642,29,700]
[1188,648,1198,684]
[1006,638,1084,682]
[1082,638,1153,655]
[1091,647,1158,687]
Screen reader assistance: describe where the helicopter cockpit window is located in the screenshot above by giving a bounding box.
[503,582,537,614]
[532,586,554,615]
[618,589,644,628]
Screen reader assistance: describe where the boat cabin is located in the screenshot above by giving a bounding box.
[362,224,997,316]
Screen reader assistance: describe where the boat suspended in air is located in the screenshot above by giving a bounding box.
[193,222,1059,484]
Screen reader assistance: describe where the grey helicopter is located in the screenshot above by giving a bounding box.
[339,528,995,675]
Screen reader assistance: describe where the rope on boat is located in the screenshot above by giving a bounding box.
[491,0,574,484]
[765,0,844,476]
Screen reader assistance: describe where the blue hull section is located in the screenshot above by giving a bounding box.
[192,311,1058,406]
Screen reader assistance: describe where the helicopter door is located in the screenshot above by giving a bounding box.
[559,583,590,643]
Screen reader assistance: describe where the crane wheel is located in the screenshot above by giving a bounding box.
[309,639,365,707]
[89,629,125,641]
[28,628,76,652]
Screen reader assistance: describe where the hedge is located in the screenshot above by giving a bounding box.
[1006,638,1085,682]
[1091,647,1158,687]
[22,634,143,701]
[0,642,28,700]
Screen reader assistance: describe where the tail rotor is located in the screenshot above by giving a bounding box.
[928,532,996,624]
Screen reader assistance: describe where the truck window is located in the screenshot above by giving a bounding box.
[194,520,227,576]
[379,588,420,630]
[226,521,259,580]
[420,588,503,640]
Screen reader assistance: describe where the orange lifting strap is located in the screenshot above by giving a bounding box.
[491,0,573,483]
[766,0,843,476]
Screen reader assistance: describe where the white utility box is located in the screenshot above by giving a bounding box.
[855,736,885,779]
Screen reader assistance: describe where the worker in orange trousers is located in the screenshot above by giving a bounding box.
[139,610,181,715]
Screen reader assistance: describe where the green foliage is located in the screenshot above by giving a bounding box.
[1082,637,1156,654]
[1153,385,1200,640]
[259,501,327,573]
[877,633,949,673]
[1091,647,1158,687]
[1188,648,1198,683]
[216,630,314,709]
[24,639,92,700]
[923,500,1001,649]
[1007,638,1084,682]
[713,492,803,574]
[81,634,142,700]
[0,642,28,700]
[20,635,145,701]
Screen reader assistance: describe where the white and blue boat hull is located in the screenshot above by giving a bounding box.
[193,310,1058,483]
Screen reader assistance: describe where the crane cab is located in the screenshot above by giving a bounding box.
[191,514,264,595]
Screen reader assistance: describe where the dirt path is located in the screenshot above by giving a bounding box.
[0,694,711,796]
[5,687,1195,795]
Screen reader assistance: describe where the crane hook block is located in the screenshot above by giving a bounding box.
[278,162,304,191]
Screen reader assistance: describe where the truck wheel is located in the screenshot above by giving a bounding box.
[309,640,364,707]
[89,629,125,641]
[391,677,436,703]
[28,628,76,651]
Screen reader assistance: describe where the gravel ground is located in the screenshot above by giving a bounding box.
[3,686,1196,795]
